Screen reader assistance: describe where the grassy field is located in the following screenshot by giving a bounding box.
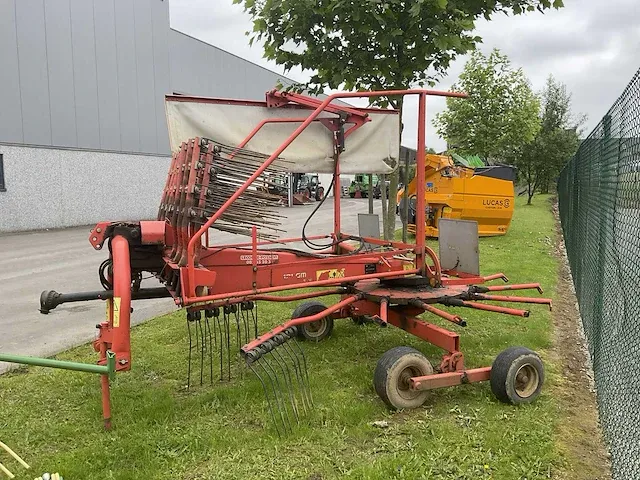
[0,195,564,479]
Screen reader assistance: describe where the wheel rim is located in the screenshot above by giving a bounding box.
[396,366,422,400]
[515,364,539,398]
[303,319,327,339]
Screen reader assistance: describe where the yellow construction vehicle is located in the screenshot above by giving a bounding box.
[397,153,516,237]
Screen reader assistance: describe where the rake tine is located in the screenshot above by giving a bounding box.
[197,314,205,385]
[205,316,213,385]
[281,340,311,413]
[187,315,193,390]
[215,314,224,382]
[291,336,313,406]
[253,302,258,339]
[223,310,231,381]
[270,348,300,423]
[241,304,250,346]
[247,361,282,437]
[256,352,291,433]
[233,307,242,357]
[260,348,294,432]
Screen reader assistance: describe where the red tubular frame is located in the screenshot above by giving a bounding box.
[184,89,467,302]
[242,294,362,352]
[462,300,530,317]
[486,283,543,294]
[473,293,553,310]
[110,236,132,367]
[187,288,346,310]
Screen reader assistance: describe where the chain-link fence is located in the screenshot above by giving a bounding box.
[558,67,640,479]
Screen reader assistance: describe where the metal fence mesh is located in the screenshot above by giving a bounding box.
[558,67,640,479]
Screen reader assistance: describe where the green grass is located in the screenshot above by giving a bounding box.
[0,195,562,479]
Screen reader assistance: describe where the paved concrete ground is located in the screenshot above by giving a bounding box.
[0,198,389,372]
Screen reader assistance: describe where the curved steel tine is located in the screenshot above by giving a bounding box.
[291,338,313,405]
[197,317,205,385]
[215,315,223,382]
[258,356,291,433]
[281,341,311,413]
[234,309,241,355]
[243,308,250,345]
[223,311,231,381]
[205,317,213,385]
[248,361,282,437]
[187,316,193,390]
[253,303,259,339]
[271,348,300,423]
[261,353,293,433]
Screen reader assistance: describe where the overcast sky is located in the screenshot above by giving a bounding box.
[170,0,640,151]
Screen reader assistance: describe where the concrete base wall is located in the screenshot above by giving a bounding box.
[0,144,170,232]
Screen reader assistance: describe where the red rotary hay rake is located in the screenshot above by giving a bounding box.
[12,89,551,433]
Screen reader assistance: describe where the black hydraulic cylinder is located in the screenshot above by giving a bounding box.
[39,287,171,314]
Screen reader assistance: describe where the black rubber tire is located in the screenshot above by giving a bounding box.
[315,187,325,201]
[490,346,544,405]
[374,346,433,410]
[292,301,334,342]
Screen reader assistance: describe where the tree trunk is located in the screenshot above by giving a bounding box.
[401,144,409,243]
[368,174,374,214]
[383,99,402,240]
[380,173,388,235]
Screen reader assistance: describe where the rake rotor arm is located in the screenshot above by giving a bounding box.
[470,293,553,310]
[440,297,530,317]
[241,294,364,359]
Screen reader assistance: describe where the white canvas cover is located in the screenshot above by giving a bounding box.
[165,96,399,174]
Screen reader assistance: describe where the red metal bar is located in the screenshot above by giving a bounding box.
[208,234,330,249]
[110,235,132,368]
[420,302,466,326]
[379,298,388,323]
[221,289,346,305]
[415,93,427,275]
[267,90,371,119]
[474,293,553,310]
[483,273,509,282]
[346,299,467,354]
[185,89,467,301]
[242,294,361,351]
[462,300,530,317]
[333,150,341,250]
[486,283,544,294]
[183,268,420,305]
[410,367,492,391]
[229,117,322,159]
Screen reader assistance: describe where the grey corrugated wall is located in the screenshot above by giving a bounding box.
[0,0,171,154]
[0,0,298,232]
[0,0,290,156]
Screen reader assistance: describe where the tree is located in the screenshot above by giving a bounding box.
[517,75,583,204]
[434,49,540,164]
[235,0,564,239]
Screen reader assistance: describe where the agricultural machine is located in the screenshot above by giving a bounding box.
[0,88,550,434]
[398,153,517,237]
[258,173,324,204]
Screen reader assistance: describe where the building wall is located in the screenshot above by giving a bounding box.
[0,0,171,155]
[0,144,169,232]
[0,0,290,157]
[0,0,296,232]
[168,30,293,101]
